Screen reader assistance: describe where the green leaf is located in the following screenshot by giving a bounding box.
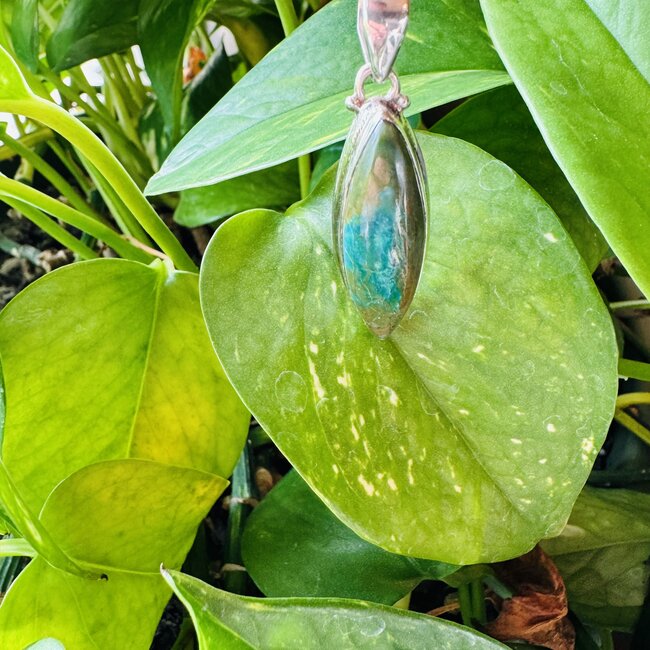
[175,161,299,227]
[40,458,227,573]
[542,487,650,632]
[0,557,170,649]
[242,470,456,603]
[46,1,138,72]
[10,0,39,73]
[432,85,607,271]
[479,0,650,297]
[200,132,617,564]
[0,44,34,101]
[145,0,511,194]
[163,568,508,649]
[0,259,248,514]
[139,0,205,139]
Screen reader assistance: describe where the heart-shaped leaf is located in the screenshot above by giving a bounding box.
[432,85,607,271]
[479,0,650,297]
[145,0,511,194]
[541,487,650,632]
[0,258,245,648]
[242,470,457,603]
[163,568,508,649]
[200,133,617,564]
[0,259,248,514]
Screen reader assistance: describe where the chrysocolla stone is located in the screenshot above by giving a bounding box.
[333,98,427,338]
[357,0,410,82]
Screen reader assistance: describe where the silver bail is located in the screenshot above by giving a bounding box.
[357,0,410,83]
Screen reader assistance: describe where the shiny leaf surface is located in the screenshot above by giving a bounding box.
[242,470,457,602]
[433,85,607,271]
[200,133,617,564]
[479,0,650,297]
[146,0,510,194]
[10,0,39,72]
[0,259,248,514]
[46,0,138,71]
[163,569,508,649]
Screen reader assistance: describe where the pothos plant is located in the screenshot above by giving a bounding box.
[0,0,648,648]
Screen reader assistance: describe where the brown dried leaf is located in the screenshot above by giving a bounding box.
[486,546,575,650]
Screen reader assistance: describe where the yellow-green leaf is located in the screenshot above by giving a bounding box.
[479,0,650,296]
[163,569,508,649]
[200,133,617,564]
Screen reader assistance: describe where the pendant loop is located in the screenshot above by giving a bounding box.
[346,63,410,113]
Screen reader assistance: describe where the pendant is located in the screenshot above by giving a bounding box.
[333,0,427,339]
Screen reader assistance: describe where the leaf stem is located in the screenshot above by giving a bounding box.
[0,538,36,558]
[224,441,256,594]
[47,139,92,195]
[38,64,150,175]
[4,96,196,270]
[274,0,311,199]
[470,579,487,625]
[2,196,98,260]
[457,583,473,627]
[610,299,650,311]
[0,125,105,221]
[0,175,150,263]
[614,409,650,446]
[274,0,300,33]
[0,126,53,161]
[616,392,650,409]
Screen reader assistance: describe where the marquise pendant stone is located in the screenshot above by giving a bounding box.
[334,99,427,339]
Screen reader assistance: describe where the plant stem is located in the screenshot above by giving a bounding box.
[614,409,650,446]
[298,152,311,199]
[610,299,650,311]
[0,538,35,558]
[99,58,141,144]
[600,630,614,650]
[3,96,195,270]
[470,579,487,625]
[274,0,311,199]
[2,197,98,260]
[616,392,650,409]
[224,441,256,594]
[38,64,152,180]
[0,127,53,161]
[0,176,149,262]
[47,139,92,195]
[457,583,473,627]
[274,0,299,33]
[393,593,411,609]
[78,152,152,243]
[0,126,104,221]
